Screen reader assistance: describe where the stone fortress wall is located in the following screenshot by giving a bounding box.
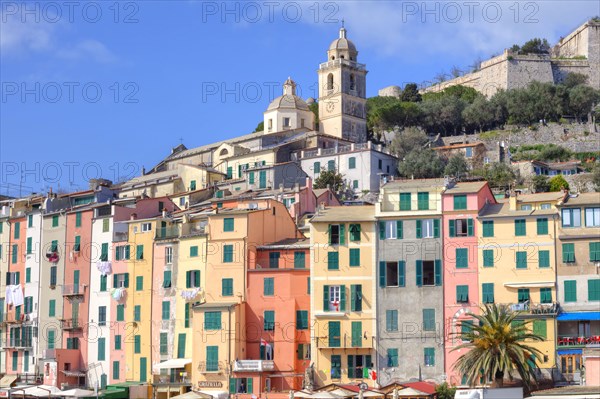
[379,20,599,98]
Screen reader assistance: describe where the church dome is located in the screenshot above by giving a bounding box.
[266,77,310,111]
[329,27,357,53]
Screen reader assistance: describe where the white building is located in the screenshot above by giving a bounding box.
[23,209,42,378]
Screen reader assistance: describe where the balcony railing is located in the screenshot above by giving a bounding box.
[63,284,85,297]
[233,360,275,372]
[507,301,559,315]
[1,314,25,324]
[557,335,600,346]
[4,338,33,349]
[61,318,83,331]
[156,226,180,240]
[319,59,366,71]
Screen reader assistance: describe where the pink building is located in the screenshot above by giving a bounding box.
[441,181,496,385]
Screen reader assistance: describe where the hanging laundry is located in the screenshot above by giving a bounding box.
[111,287,125,301]
[5,285,14,305]
[180,288,200,301]
[96,261,112,276]
[11,285,24,307]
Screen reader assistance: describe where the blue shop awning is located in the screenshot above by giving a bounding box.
[557,312,600,321]
[557,349,582,355]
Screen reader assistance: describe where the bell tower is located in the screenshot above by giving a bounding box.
[317,25,368,143]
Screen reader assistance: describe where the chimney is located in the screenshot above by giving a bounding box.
[305,176,312,188]
[130,213,137,221]
[320,202,326,211]
[294,183,300,193]
[279,184,284,193]
[509,192,518,211]
[162,209,167,218]
[141,167,146,176]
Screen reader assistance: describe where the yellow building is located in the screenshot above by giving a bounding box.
[309,206,377,387]
[478,193,563,376]
[124,215,158,382]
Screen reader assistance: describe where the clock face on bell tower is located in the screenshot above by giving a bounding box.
[317,26,368,143]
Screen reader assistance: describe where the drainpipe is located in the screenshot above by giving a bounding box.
[552,212,559,373]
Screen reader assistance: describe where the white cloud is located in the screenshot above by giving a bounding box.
[56,39,117,64]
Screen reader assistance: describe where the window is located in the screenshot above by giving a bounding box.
[25,267,31,282]
[589,279,600,301]
[113,273,129,288]
[423,309,436,331]
[540,288,552,304]
[11,245,17,264]
[417,192,429,210]
[116,305,124,321]
[327,160,335,171]
[564,280,577,302]
[380,261,405,287]
[353,180,359,189]
[465,147,473,158]
[327,252,339,270]
[351,321,362,347]
[482,283,494,304]
[454,195,467,210]
[539,250,550,268]
[449,219,474,237]
[323,285,345,312]
[514,219,526,236]
[399,193,411,210]
[98,338,106,360]
[136,276,143,291]
[461,320,473,341]
[223,245,234,263]
[521,204,532,211]
[417,219,439,239]
[294,252,305,269]
[186,270,201,288]
[115,335,122,350]
[283,117,290,127]
[350,284,362,311]
[378,159,383,170]
[141,223,152,232]
[380,220,402,240]
[160,333,168,355]
[26,237,32,255]
[134,305,141,322]
[98,306,106,326]
[313,162,321,175]
[163,271,172,288]
[269,252,280,268]
[387,349,399,367]
[424,348,435,366]
[562,208,581,227]
[482,220,494,237]
[456,285,469,303]
[66,338,79,350]
[185,303,190,328]
[222,278,233,296]
[456,248,469,268]
[223,218,234,232]
[483,249,494,267]
[516,251,528,269]
[349,224,361,241]
[52,215,59,228]
[348,157,356,169]
[263,278,274,296]
[102,218,109,233]
[49,300,56,317]
[417,260,440,286]
[590,242,600,262]
[328,321,340,347]
[349,249,360,267]
[328,224,342,244]
[226,167,233,179]
[116,245,130,261]
[113,361,120,380]
[585,208,600,227]
[206,346,219,371]
[537,218,548,235]
[330,355,341,379]
[204,312,222,330]
[518,288,530,303]
[136,245,144,260]
[189,246,199,257]
[264,311,275,331]
[162,301,170,320]
[134,335,141,354]
[296,310,309,330]
[540,203,551,210]
[563,243,575,263]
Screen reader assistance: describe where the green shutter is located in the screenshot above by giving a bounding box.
[416,220,422,238]
[113,361,120,380]
[563,243,575,263]
[136,244,143,260]
[177,334,186,358]
[418,192,429,210]
[75,212,82,227]
[100,275,107,292]
[416,260,423,286]
[264,278,274,296]
[49,300,56,317]
[162,301,170,320]
[323,285,329,311]
[124,273,129,287]
[26,237,32,254]
[115,335,122,350]
[434,260,442,285]
[190,246,199,257]
[314,162,321,174]
[518,288,530,302]
[449,220,455,237]
[294,252,306,268]
[516,251,528,269]
[423,309,435,331]
[400,193,411,210]
[589,242,600,262]
[533,320,547,338]
[467,218,474,236]
[456,248,468,268]
[117,305,124,321]
[349,157,356,169]
[396,221,403,239]
[339,285,346,311]
[386,310,397,331]
[327,252,339,270]
[349,248,360,267]
[379,262,386,287]
[185,303,190,328]
[98,338,106,360]
[387,349,399,367]
[515,219,526,236]
[564,280,577,302]
[540,288,552,303]
[379,221,385,240]
[398,261,405,287]
[207,346,219,371]
[482,220,494,237]
[350,284,362,312]
[136,276,144,291]
[454,195,467,210]
[163,271,172,288]
[483,249,494,267]
[347,355,355,378]
[328,321,340,347]
[433,219,440,238]
[134,335,141,353]
[538,250,550,268]
[339,224,346,245]
[537,218,548,235]
[456,285,469,302]
[351,321,362,347]
[589,279,600,301]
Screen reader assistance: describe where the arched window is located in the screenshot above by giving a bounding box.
[350,74,356,91]
[331,56,335,60]
[327,73,334,91]
[219,148,229,157]
[340,55,345,59]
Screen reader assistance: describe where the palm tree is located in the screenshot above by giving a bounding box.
[452,304,545,389]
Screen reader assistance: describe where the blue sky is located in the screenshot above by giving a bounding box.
[1,0,598,196]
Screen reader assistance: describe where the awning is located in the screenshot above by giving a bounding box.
[61,370,88,377]
[22,385,61,397]
[504,282,554,288]
[171,392,212,399]
[0,375,17,388]
[557,349,583,355]
[557,312,600,321]
[156,358,192,369]
[198,390,229,399]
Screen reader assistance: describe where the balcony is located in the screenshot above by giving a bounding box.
[319,58,366,71]
[61,318,83,331]
[1,314,25,325]
[233,360,275,372]
[63,284,86,298]
[156,226,180,240]
[3,338,33,350]
[557,335,600,346]
[507,301,559,316]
